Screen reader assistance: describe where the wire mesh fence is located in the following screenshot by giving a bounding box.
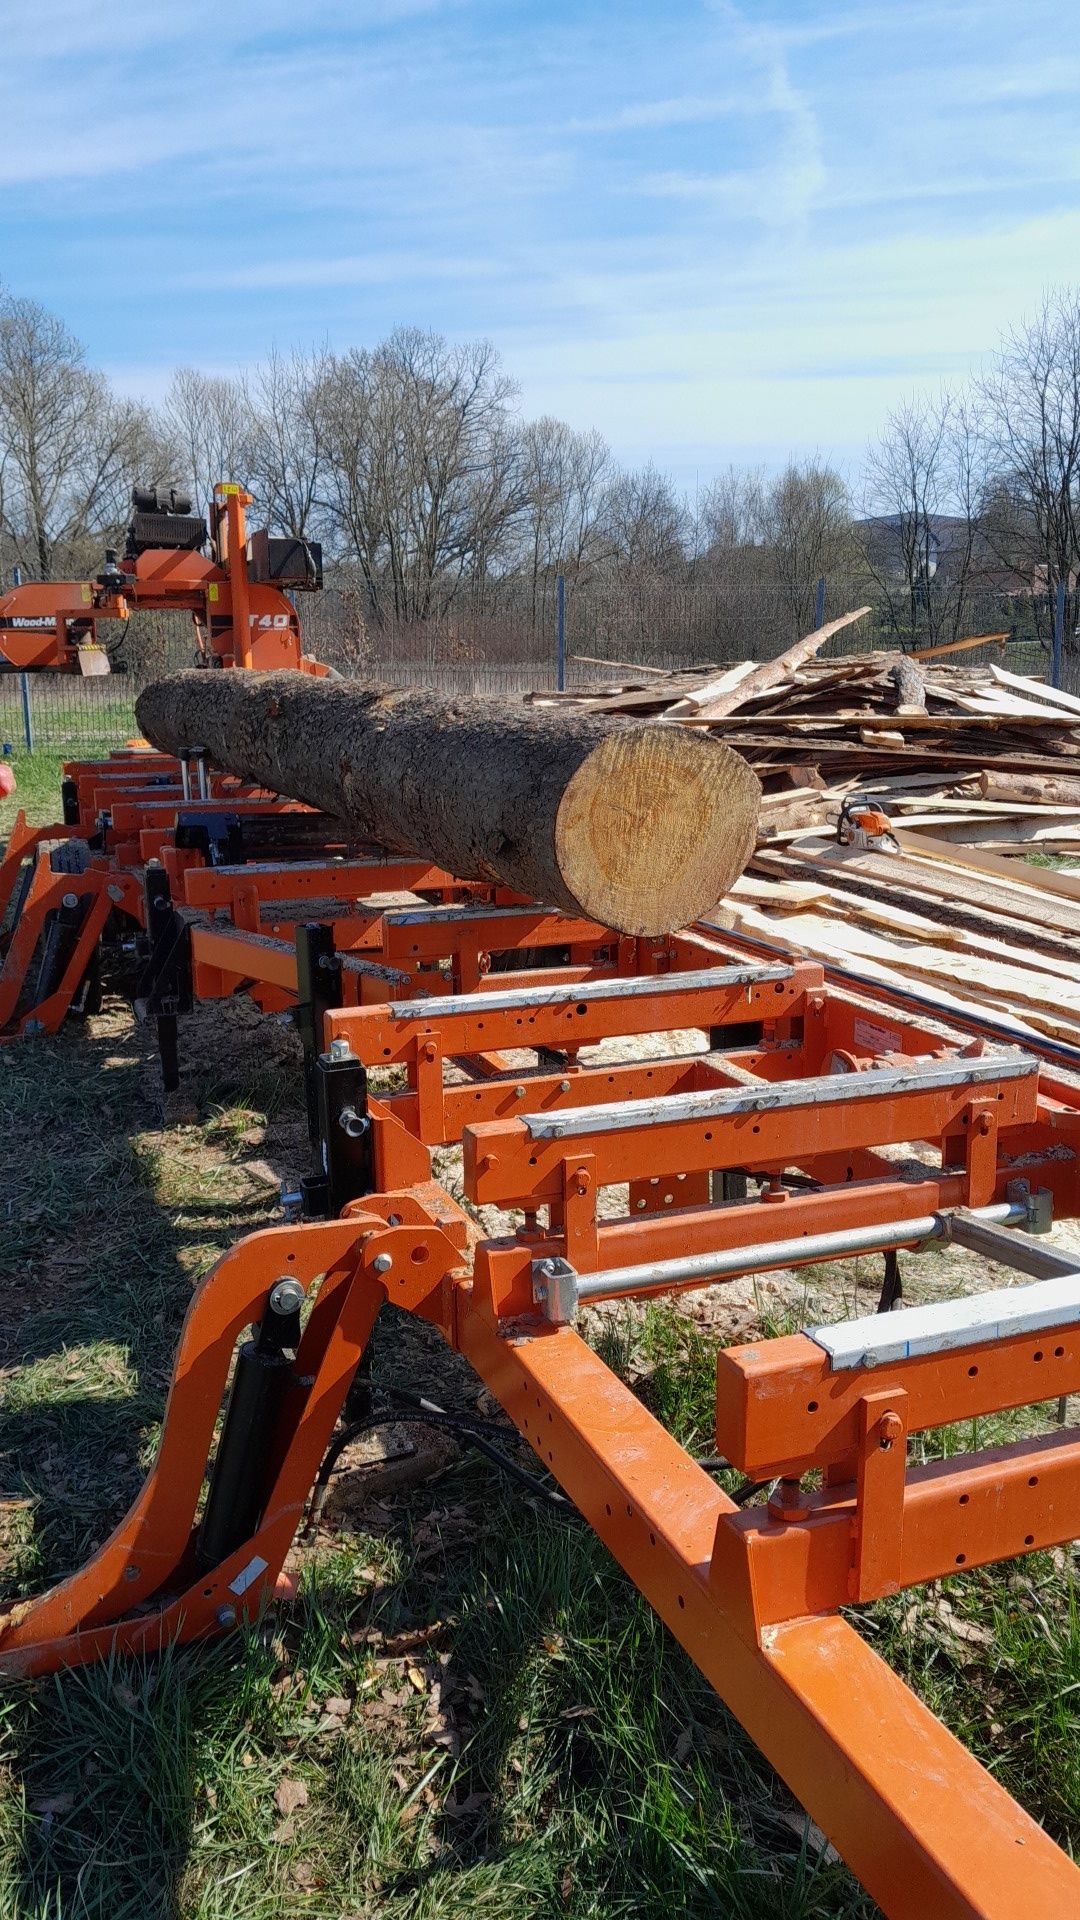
[0,572,1056,763]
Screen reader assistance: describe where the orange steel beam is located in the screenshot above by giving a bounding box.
[4,1198,1079,1915]
[462,1311,1080,1920]
[326,960,821,1061]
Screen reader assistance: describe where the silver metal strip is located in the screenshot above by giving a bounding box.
[390,963,791,1022]
[383,903,565,927]
[523,1048,1037,1139]
[810,1271,1080,1369]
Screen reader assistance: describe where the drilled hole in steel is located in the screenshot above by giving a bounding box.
[1025,1534,1035,1547]
[649,1531,657,1546]
[1055,1346,1066,1358]
[959,1494,970,1506]
[807,1400,819,1413]
[1034,1350,1045,1362]
[677,1595,686,1609]
[410,1245,427,1263]
[576,1003,587,1015]
[383,1047,391,1057]
[605,1503,612,1516]
[626,1504,632,1518]
[968,1365,979,1377]
[955,1554,967,1565]
[1029,1475,1039,1488]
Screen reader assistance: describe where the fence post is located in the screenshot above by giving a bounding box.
[814,576,826,631]
[19,671,34,754]
[1052,579,1066,690]
[556,573,566,691]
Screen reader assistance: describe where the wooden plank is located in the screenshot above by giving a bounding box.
[674,607,871,721]
[665,659,759,717]
[910,631,1010,661]
[896,829,1080,902]
[989,665,1080,716]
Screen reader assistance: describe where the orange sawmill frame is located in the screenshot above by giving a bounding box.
[4,878,1080,1912]
[5,745,1080,1911]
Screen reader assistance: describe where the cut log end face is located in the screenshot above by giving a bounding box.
[555,725,761,935]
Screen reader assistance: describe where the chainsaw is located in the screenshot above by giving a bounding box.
[836,793,900,853]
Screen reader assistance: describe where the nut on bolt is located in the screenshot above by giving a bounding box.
[327,1037,353,1063]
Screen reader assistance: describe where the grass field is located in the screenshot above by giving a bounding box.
[2,757,1080,1918]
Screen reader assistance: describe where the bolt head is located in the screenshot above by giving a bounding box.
[269,1277,306,1315]
[328,1037,351,1062]
[216,1605,237,1630]
[372,1251,394,1274]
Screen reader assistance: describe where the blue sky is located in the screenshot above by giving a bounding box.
[3,0,1079,488]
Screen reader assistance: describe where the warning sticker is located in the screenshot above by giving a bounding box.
[228,1554,269,1597]
[853,1017,903,1055]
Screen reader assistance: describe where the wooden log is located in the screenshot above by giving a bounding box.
[887,655,927,712]
[977,769,1080,808]
[135,671,762,937]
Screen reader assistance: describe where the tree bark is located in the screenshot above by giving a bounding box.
[977,769,1080,807]
[887,655,927,712]
[135,671,761,936]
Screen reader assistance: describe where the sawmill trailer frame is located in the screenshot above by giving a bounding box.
[4,627,1080,1913]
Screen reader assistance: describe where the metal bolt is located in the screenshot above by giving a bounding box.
[328,1037,352,1062]
[62,891,78,909]
[372,1251,394,1274]
[216,1605,237,1629]
[387,1212,402,1226]
[879,1411,904,1449]
[514,1085,526,1099]
[559,1079,571,1094]
[269,1278,306,1315]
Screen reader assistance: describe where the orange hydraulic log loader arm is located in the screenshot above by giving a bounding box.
[0,482,328,676]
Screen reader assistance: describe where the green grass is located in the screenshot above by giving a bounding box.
[0,991,878,1918]
[0,752,70,837]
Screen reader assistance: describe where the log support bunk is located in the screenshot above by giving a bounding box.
[6,746,1080,1916]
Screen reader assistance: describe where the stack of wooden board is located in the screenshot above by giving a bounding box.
[534,620,1080,1042]
[715,832,1080,1048]
[534,616,1080,798]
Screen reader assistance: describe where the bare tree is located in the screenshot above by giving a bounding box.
[162,366,254,517]
[980,289,1080,670]
[245,346,331,538]
[860,392,987,647]
[516,417,611,620]
[599,464,687,578]
[319,328,525,630]
[761,459,854,639]
[0,290,172,580]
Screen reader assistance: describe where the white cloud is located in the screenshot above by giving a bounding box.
[4,0,1080,486]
